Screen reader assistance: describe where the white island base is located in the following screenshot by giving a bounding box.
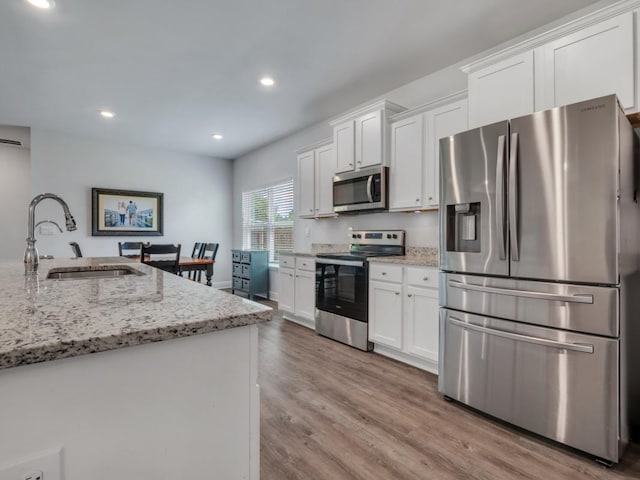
[0,324,260,480]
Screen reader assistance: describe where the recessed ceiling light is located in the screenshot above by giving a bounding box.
[26,0,55,9]
[212,133,223,140]
[100,110,115,119]
[260,76,275,87]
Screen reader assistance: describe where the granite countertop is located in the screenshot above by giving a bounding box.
[0,257,272,371]
[369,247,439,267]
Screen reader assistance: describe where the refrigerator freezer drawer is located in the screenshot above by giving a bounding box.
[439,308,620,462]
[440,273,618,337]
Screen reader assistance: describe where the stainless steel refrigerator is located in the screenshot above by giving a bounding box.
[438,94,640,464]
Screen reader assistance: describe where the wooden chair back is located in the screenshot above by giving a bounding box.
[196,242,219,282]
[118,241,144,258]
[141,243,181,274]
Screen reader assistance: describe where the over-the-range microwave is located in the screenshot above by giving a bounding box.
[332,165,388,214]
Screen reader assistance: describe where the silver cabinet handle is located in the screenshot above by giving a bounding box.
[496,134,506,260]
[509,132,520,261]
[448,280,593,304]
[448,317,594,353]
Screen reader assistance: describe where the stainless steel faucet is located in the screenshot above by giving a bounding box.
[24,193,77,273]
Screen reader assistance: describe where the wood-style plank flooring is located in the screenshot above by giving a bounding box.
[258,307,640,479]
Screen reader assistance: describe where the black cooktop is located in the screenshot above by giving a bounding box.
[316,250,404,262]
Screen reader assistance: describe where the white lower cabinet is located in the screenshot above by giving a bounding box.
[278,255,316,329]
[369,264,439,373]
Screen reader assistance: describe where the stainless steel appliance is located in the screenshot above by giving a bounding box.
[333,165,388,214]
[438,94,640,465]
[316,229,405,350]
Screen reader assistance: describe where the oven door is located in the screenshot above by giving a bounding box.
[333,166,387,213]
[315,258,368,322]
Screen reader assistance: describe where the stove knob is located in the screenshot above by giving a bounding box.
[392,234,398,239]
[387,234,392,239]
[357,234,362,238]
[352,234,357,239]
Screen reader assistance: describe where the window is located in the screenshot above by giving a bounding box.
[242,179,294,262]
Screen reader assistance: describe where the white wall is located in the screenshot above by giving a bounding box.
[30,130,233,286]
[0,126,31,260]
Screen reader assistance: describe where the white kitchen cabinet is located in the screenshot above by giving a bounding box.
[331,100,405,174]
[535,12,635,112]
[297,140,337,218]
[389,93,467,211]
[278,255,316,329]
[369,264,439,373]
[369,280,403,349]
[468,50,534,128]
[390,114,424,210]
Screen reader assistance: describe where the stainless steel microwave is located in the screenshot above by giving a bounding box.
[333,165,388,214]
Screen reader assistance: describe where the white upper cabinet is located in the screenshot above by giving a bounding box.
[333,120,355,173]
[390,114,424,210]
[314,143,336,216]
[297,140,337,219]
[330,100,406,174]
[468,51,534,128]
[389,93,467,212]
[297,150,315,217]
[535,12,635,112]
[425,99,468,207]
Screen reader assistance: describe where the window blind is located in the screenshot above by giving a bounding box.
[242,179,294,262]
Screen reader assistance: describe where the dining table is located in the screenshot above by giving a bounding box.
[127,256,216,286]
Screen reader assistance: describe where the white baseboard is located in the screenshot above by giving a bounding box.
[282,313,315,330]
[269,291,279,301]
[212,280,232,289]
[373,344,438,375]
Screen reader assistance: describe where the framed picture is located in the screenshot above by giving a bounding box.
[92,188,164,236]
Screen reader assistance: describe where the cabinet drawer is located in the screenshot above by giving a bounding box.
[279,255,295,269]
[369,263,403,283]
[406,267,438,288]
[296,257,315,272]
[233,276,242,290]
[232,263,242,275]
[241,252,251,263]
[242,279,251,290]
[232,251,241,262]
[242,264,251,277]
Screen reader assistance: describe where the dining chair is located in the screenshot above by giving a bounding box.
[69,242,83,258]
[196,242,219,283]
[118,241,144,258]
[187,242,204,280]
[141,243,181,274]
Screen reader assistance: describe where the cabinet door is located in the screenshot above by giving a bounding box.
[404,285,439,363]
[294,269,316,321]
[425,99,468,207]
[279,268,295,313]
[468,51,534,128]
[369,280,403,349]
[389,114,424,211]
[297,151,316,218]
[334,120,355,173]
[535,12,635,112]
[315,143,336,216]
[355,110,383,168]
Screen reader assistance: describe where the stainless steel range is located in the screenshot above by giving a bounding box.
[315,229,405,351]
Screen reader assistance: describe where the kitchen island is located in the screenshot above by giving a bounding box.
[0,257,271,480]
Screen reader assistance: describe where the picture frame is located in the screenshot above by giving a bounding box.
[92,188,164,236]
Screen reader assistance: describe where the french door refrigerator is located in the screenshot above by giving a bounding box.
[438,94,640,464]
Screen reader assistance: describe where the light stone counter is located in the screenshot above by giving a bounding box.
[0,256,271,370]
[369,247,439,267]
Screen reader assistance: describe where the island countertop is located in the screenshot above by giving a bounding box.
[0,257,272,371]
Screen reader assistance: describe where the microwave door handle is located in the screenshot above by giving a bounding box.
[366,175,374,203]
[496,134,506,260]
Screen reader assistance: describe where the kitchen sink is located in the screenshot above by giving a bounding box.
[46,265,145,280]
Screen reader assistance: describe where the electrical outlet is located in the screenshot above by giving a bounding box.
[22,470,43,480]
[0,448,62,480]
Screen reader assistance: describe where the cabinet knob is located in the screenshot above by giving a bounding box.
[381,272,387,276]
[349,163,353,166]
[416,198,420,202]
[357,161,362,164]
[423,277,429,281]
[408,294,413,298]
[395,292,400,296]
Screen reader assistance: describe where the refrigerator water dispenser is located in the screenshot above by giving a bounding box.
[446,202,481,252]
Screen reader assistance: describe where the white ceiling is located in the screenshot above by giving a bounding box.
[0,0,605,159]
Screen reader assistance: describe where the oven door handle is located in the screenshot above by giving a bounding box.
[316,258,365,267]
[366,175,374,203]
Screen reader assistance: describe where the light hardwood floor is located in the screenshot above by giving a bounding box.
[258,307,640,480]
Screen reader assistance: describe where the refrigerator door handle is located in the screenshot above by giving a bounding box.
[448,280,594,304]
[509,132,520,261]
[496,135,507,260]
[448,317,594,353]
